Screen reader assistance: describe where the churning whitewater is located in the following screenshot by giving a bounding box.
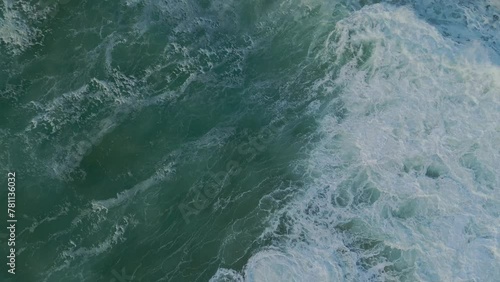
[0,0,499,281]
[212,3,500,282]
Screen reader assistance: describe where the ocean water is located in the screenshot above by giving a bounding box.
[0,0,499,281]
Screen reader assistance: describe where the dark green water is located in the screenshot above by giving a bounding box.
[1,0,500,281]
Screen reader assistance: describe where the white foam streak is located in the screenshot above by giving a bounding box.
[92,161,176,210]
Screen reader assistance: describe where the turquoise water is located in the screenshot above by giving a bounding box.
[1,0,499,281]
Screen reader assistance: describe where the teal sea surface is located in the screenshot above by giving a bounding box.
[1,0,500,281]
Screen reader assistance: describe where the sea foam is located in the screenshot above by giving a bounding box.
[214,4,500,281]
